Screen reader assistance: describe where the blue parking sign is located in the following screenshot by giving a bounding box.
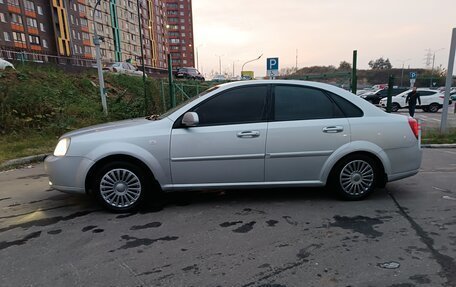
[409,72,417,79]
[267,58,279,70]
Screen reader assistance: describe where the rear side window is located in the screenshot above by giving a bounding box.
[420,91,436,96]
[273,85,342,121]
[327,92,364,117]
[193,85,268,126]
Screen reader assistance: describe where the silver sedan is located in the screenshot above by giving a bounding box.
[45,80,422,212]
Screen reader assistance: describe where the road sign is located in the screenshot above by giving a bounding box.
[409,72,417,79]
[267,57,279,79]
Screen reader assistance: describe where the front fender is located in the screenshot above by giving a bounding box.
[319,141,392,184]
[85,142,170,187]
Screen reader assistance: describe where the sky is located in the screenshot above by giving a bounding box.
[192,0,456,78]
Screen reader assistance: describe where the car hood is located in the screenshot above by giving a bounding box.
[61,118,152,138]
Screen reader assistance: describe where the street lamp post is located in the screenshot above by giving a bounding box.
[92,0,107,115]
[215,54,223,75]
[136,0,147,113]
[195,44,202,71]
[430,48,445,87]
[398,58,411,87]
[241,54,263,78]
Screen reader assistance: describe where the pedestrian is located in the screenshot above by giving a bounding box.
[406,87,421,117]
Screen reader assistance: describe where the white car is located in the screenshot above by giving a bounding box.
[0,58,15,70]
[45,80,422,212]
[379,88,444,113]
[103,62,146,77]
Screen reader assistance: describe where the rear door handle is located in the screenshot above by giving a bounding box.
[237,131,260,138]
[322,126,344,133]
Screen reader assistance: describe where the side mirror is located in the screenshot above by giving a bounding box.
[182,112,199,127]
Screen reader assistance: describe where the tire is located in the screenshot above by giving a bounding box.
[428,103,440,113]
[92,161,149,212]
[330,155,378,200]
[391,103,400,112]
[422,107,429,112]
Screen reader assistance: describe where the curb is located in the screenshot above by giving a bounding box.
[0,154,48,170]
[421,144,456,148]
[2,143,456,170]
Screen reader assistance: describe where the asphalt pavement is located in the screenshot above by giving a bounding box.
[0,149,455,287]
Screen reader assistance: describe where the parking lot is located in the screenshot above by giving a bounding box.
[1,148,455,287]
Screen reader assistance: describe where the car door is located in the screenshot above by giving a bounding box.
[170,85,269,185]
[265,85,350,182]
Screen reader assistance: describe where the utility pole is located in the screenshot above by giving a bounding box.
[92,0,107,115]
[295,49,298,71]
[429,48,445,88]
[440,28,456,133]
[398,58,411,87]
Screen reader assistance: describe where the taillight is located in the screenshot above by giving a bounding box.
[408,117,419,139]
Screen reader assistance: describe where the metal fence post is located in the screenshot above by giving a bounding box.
[386,75,395,113]
[351,50,357,94]
[167,54,176,108]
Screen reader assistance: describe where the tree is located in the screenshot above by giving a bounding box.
[368,57,392,70]
[338,61,352,71]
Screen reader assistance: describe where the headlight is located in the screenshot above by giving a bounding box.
[53,138,70,156]
[361,95,367,98]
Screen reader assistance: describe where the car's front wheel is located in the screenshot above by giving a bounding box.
[92,161,148,212]
[331,155,377,200]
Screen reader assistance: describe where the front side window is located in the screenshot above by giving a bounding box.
[274,85,341,121]
[193,85,268,126]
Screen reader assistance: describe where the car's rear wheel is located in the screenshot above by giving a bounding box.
[428,103,440,113]
[391,103,400,112]
[92,161,148,212]
[331,155,377,200]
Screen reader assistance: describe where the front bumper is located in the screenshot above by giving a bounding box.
[44,155,94,194]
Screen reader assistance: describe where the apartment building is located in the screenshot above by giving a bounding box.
[165,0,194,69]
[0,0,192,69]
[0,0,57,60]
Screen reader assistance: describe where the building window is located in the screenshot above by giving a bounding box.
[29,35,40,45]
[37,6,43,15]
[82,32,90,40]
[24,0,35,12]
[7,0,20,6]
[26,17,37,28]
[42,39,47,48]
[12,31,26,42]
[80,18,88,27]
[0,13,5,23]
[10,13,23,25]
[39,23,45,32]
[4,32,10,41]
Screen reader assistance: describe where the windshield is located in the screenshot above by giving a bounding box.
[156,85,220,120]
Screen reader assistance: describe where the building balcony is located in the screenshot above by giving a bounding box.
[77,0,85,4]
[28,27,39,35]
[11,24,25,32]
[79,12,87,18]
[7,5,21,14]
[31,45,42,51]
[83,39,91,46]
[14,42,27,49]
[81,26,89,32]
[25,10,36,18]
[83,54,93,59]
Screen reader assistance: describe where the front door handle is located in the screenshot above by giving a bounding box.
[237,131,260,138]
[322,126,344,133]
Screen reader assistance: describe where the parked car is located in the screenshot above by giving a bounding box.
[379,88,448,112]
[211,74,227,82]
[0,58,15,70]
[174,67,205,81]
[45,80,422,212]
[360,88,408,105]
[103,62,145,77]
